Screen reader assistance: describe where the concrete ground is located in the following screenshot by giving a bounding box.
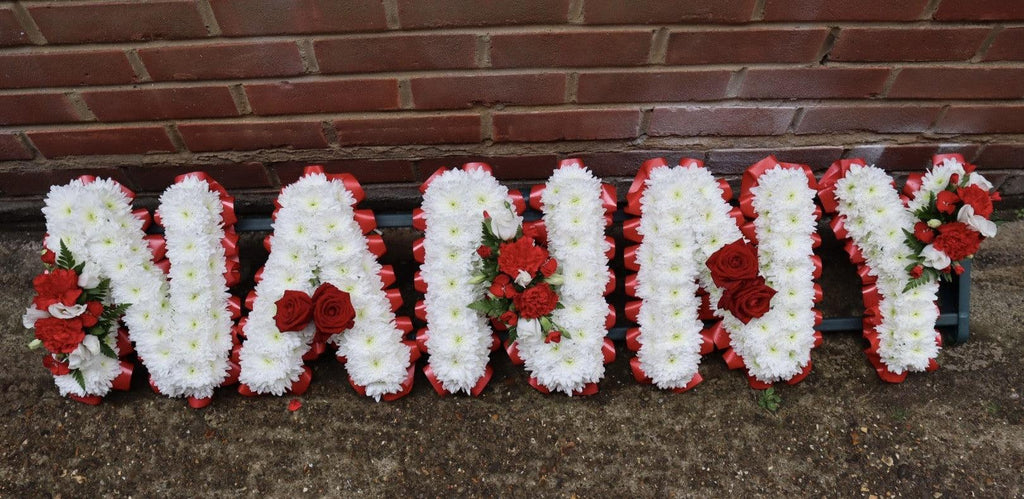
[0,219,1022,497]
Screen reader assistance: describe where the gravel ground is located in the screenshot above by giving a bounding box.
[0,219,1021,497]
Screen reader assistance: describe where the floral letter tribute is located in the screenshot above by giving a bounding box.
[237,167,414,401]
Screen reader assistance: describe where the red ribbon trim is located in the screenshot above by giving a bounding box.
[602,338,616,364]
[505,339,524,365]
[629,357,652,384]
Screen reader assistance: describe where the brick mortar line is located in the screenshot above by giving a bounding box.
[163,124,188,152]
[564,72,579,104]
[971,26,1003,62]
[926,105,951,133]
[64,91,97,121]
[921,0,944,20]
[567,0,584,24]
[10,2,47,45]
[878,67,902,98]
[397,79,414,109]
[194,0,223,37]
[124,48,152,82]
[382,0,400,30]
[750,0,768,22]
[296,39,321,74]
[227,84,253,115]
[2,61,1024,95]
[647,28,669,64]
[476,34,492,68]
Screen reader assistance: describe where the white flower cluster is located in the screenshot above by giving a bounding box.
[238,173,410,400]
[723,166,818,383]
[834,164,940,373]
[635,162,740,389]
[420,168,515,394]
[517,163,610,395]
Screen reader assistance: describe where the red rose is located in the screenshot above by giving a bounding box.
[499,310,518,327]
[910,265,924,279]
[544,331,562,344]
[913,222,935,244]
[718,277,776,324]
[957,185,993,217]
[513,283,559,319]
[80,301,104,328]
[706,239,760,288]
[312,283,356,335]
[34,316,86,354]
[32,269,82,310]
[497,237,548,279]
[477,245,492,258]
[540,258,558,278]
[274,290,314,332]
[42,355,71,376]
[932,222,981,261]
[935,190,960,215]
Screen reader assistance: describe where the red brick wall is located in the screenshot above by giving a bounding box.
[1,0,1022,208]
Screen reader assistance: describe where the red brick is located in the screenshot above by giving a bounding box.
[0,133,32,160]
[983,28,1024,61]
[708,147,844,174]
[795,105,942,134]
[317,35,476,75]
[490,30,652,68]
[830,28,989,62]
[976,144,1024,170]
[739,68,890,99]
[398,0,569,27]
[416,155,561,180]
[577,70,730,103]
[128,163,272,192]
[333,114,481,146]
[0,167,130,197]
[0,8,30,46]
[0,93,79,125]
[649,106,797,137]
[844,144,940,169]
[274,159,416,185]
[245,80,400,115]
[934,0,1024,20]
[492,109,641,142]
[410,73,565,110]
[82,86,239,122]
[666,28,828,65]
[889,68,1024,99]
[28,1,207,44]
[0,51,136,89]
[933,105,1024,134]
[210,0,386,36]
[28,126,175,158]
[763,0,929,20]
[139,42,305,81]
[178,121,328,152]
[584,0,756,23]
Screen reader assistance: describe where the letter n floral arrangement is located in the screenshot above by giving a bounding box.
[819,154,999,382]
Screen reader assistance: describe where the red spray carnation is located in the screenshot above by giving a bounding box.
[34,316,86,354]
[497,237,547,278]
[513,283,559,319]
[957,184,994,217]
[489,274,518,298]
[913,222,935,244]
[935,190,960,215]
[540,258,558,278]
[932,222,982,261]
[32,269,82,310]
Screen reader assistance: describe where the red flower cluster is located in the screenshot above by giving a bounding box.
[707,239,776,324]
[274,283,356,345]
[497,236,549,279]
[478,233,561,329]
[932,222,981,261]
[30,269,104,355]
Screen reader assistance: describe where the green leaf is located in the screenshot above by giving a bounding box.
[757,387,782,413]
[468,300,493,315]
[507,326,518,343]
[99,340,117,359]
[72,369,86,390]
[57,240,76,270]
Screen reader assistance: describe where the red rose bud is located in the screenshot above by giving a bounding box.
[913,222,935,244]
[499,310,518,327]
[953,263,965,275]
[42,355,71,376]
[950,173,960,185]
[935,190,960,215]
[706,239,760,289]
[544,331,562,344]
[957,184,994,217]
[274,290,314,332]
[910,265,924,279]
[489,274,512,298]
[477,245,492,258]
[540,258,558,278]
[964,163,977,174]
[32,269,82,310]
[991,191,1002,202]
[311,283,356,335]
[41,249,56,265]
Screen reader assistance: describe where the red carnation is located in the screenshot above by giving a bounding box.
[274,290,314,332]
[34,316,86,354]
[42,355,71,376]
[477,245,492,258]
[540,258,558,278]
[957,184,994,218]
[41,249,56,265]
[707,239,760,289]
[513,283,559,319]
[935,190,960,215]
[499,310,518,327]
[718,277,776,325]
[913,222,935,244]
[312,283,356,336]
[80,301,104,328]
[932,222,982,261]
[544,331,562,344]
[910,265,924,279]
[32,269,82,310]
[497,237,547,279]
[489,274,518,298]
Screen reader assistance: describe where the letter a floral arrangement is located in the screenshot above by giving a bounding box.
[22,154,1000,406]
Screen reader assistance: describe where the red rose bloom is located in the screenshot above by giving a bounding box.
[34,316,86,354]
[718,277,776,324]
[933,222,981,261]
[957,184,994,217]
[540,258,558,278]
[513,283,559,319]
[312,283,356,335]
[913,222,935,244]
[499,310,518,327]
[32,269,82,310]
[80,301,104,328]
[274,290,314,332]
[935,190,960,215]
[706,239,760,288]
[497,237,548,279]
